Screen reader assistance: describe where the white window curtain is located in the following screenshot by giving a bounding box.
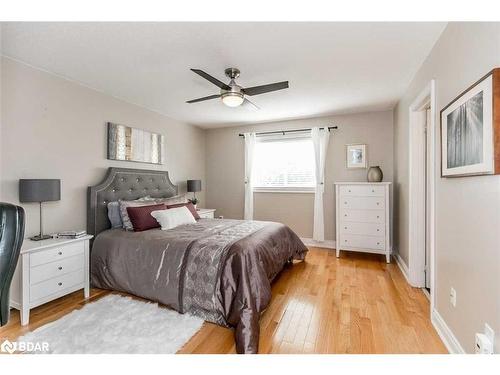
[311,127,330,241]
[243,132,256,220]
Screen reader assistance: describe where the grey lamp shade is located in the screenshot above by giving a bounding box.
[19,179,61,203]
[187,179,202,193]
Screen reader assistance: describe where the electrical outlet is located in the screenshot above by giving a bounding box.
[475,324,495,354]
[450,287,457,307]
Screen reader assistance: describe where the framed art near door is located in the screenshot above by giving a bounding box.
[440,68,500,177]
[346,144,367,169]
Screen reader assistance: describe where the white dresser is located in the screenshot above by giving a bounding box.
[10,235,93,325]
[335,182,391,263]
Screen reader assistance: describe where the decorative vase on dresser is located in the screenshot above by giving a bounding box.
[335,182,391,263]
[367,166,383,182]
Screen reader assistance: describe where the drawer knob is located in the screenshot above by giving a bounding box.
[376,202,379,205]
[348,190,351,192]
[344,201,347,204]
[344,227,347,229]
[377,229,380,232]
[372,190,374,192]
[344,240,347,242]
[377,216,380,218]
[377,242,380,245]
[58,282,63,286]
[344,214,347,217]
[58,266,63,270]
[58,251,63,255]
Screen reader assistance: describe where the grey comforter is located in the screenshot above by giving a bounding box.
[90,219,307,353]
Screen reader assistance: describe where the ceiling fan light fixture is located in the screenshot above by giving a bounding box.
[222,92,244,107]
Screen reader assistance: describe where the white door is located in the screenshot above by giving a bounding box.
[425,108,431,289]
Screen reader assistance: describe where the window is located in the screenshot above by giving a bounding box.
[252,135,315,191]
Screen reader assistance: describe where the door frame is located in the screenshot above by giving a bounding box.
[408,80,436,310]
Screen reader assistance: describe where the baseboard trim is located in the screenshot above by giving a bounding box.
[394,252,410,284]
[300,237,336,250]
[431,308,465,354]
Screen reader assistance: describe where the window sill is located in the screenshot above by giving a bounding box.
[253,188,315,194]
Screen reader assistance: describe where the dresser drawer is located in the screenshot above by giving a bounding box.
[30,241,84,267]
[340,234,385,250]
[340,222,385,236]
[339,185,385,197]
[340,196,385,210]
[340,209,385,223]
[30,254,84,285]
[30,269,84,302]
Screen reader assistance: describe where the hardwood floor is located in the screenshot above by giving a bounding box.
[0,247,447,354]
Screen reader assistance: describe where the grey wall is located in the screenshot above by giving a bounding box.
[205,110,394,241]
[0,57,206,236]
[393,22,500,353]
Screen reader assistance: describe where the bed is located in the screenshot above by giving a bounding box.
[88,167,307,354]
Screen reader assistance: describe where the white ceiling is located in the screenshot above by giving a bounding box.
[1,22,446,128]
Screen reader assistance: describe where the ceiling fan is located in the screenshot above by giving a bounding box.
[186,68,289,109]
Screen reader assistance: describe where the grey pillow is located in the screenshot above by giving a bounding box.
[107,196,154,229]
[107,201,123,228]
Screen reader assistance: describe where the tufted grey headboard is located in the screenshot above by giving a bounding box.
[87,167,178,237]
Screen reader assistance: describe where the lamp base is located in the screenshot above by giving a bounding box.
[29,234,53,241]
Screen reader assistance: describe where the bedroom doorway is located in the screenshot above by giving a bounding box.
[408,80,436,307]
[424,107,431,290]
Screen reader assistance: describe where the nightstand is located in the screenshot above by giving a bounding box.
[9,235,93,325]
[197,208,216,219]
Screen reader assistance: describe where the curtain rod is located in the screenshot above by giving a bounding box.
[238,126,338,137]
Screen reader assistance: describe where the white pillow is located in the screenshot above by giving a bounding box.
[151,206,196,230]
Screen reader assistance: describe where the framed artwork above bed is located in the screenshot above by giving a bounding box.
[107,122,164,165]
[440,68,500,177]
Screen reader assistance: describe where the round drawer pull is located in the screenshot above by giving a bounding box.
[377,242,380,245]
[58,266,63,270]
[344,214,347,217]
[344,201,347,204]
[58,282,63,286]
[348,190,351,192]
[377,216,380,218]
[376,202,379,205]
[58,251,63,255]
[344,240,347,242]
[377,229,380,232]
[372,189,375,192]
[344,227,347,229]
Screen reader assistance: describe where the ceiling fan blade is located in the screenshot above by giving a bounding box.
[191,69,230,90]
[242,98,260,110]
[242,81,289,96]
[186,94,220,103]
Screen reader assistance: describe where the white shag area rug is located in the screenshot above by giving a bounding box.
[17,294,204,354]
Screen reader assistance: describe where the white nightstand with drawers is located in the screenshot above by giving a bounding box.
[335,182,391,263]
[9,235,93,325]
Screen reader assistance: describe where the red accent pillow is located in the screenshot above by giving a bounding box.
[126,203,167,232]
[167,202,200,220]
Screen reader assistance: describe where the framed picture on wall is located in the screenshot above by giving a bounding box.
[346,144,367,169]
[107,122,165,165]
[440,68,500,177]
